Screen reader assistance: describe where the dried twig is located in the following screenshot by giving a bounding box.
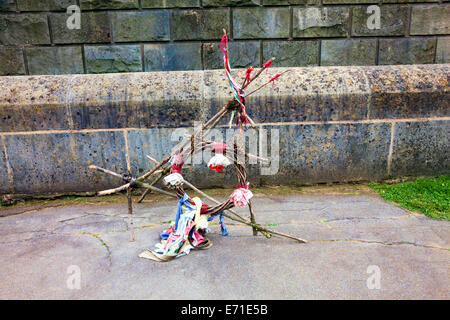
[146,155,159,164]
[244,70,291,97]
[242,57,275,90]
[127,185,135,242]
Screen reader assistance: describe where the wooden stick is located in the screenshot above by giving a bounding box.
[89,165,173,198]
[246,114,256,126]
[182,179,306,243]
[244,70,291,97]
[248,199,257,236]
[98,183,130,196]
[186,134,269,163]
[242,57,275,90]
[136,181,177,198]
[89,165,122,179]
[127,185,135,242]
[137,167,170,203]
[146,155,158,164]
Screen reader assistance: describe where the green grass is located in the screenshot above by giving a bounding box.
[369,175,450,221]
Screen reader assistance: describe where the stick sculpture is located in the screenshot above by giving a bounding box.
[88,30,307,257]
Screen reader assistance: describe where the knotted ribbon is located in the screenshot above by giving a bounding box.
[230,182,253,208]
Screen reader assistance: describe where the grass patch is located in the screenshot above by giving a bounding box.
[369,175,450,220]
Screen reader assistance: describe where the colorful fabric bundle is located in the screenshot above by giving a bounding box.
[230,183,253,207]
[139,195,211,262]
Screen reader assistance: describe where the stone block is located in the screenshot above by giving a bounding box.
[26,46,84,75]
[378,38,436,65]
[352,5,408,36]
[383,0,438,3]
[0,100,70,132]
[410,5,450,35]
[390,120,450,177]
[80,0,139,10]
[321,39,377,66]
[203,0,260,6]
[233,7,290,39]
[66,71,203,129]
[261,122,391,184]
[171,9,229,40]
[263,40,318,67]
[144,42,201,71]
[17,0,75,11]
[0,138,11,194]
[264,0,311,5]
[323,0,377,3]
[111,10,169,42]
[0,47,26,75]
[203,40,259,69]
[3,131,128,194]
[366,64,450,119]
[436,37,450,63]
[50,11,110,44]
[141,0,199,7]
[293,7,349,38]
[0,13,50,45]
[0,0,16,11]
[85,45,142,74]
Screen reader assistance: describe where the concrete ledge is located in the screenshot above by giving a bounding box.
[0,64,449,194]
[1,64,449,131]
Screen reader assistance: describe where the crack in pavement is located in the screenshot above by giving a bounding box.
[0,231,113,268]
[86,232,112,268]
[308,239,449,251]
[0,204,66,217]
[58,214,91,223]
[223,214,414,227]
[207,232,449,250]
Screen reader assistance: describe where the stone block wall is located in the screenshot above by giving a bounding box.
[1,0,449,75]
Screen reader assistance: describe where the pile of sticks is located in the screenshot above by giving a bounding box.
[88,30,306,244]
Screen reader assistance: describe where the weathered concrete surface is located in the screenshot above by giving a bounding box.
[0,186,448,299]
[1,65,448,131]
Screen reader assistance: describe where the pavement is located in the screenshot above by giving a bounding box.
[0,185,448,299]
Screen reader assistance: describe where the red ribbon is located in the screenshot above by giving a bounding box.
[220,34,231,73]
[269,73,281,88]
[236,183,250,190]
[171,164,182,173]
[220,34,228,53]
[245,67,254,87]
[263,59,273,73]
[200,203,210,215]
